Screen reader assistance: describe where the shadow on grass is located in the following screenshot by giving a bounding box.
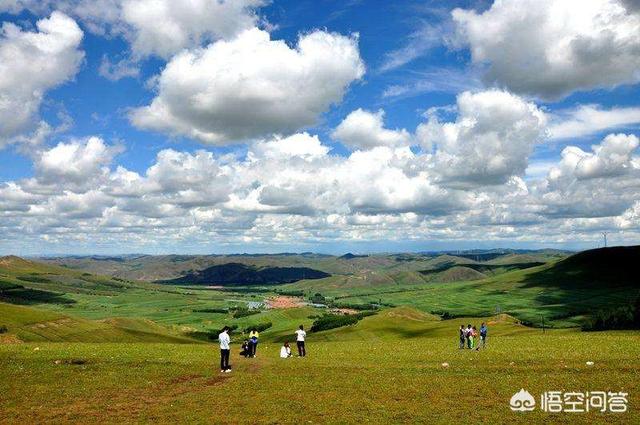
[517,246,640,321]
[0,287,76,305]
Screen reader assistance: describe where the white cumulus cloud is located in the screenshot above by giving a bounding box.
[418,90,547,186]
[121,0,265,58]
[130,28,365,144]
[0,11,84,147]
[1,0,265,58]
[452,0,640,99]
[332,109,412,150]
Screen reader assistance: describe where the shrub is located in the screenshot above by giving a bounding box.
[0,325,7,334]
[243,322,272,333]
[186,325,238,342]
[192,308,228,314]
[275,289,304,297]
[232,308,260,318]
[309,293,326,304]
[333,302,379,311]
[430,310,453,320]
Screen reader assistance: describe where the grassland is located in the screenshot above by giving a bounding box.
[3,248,638,333]
[1,308,638,424]
[1,248,639,423]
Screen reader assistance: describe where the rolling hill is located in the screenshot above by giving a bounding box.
[39,249,568,281]
[159,263,331,285]
[0,301,198,343]
[282,246,640,327]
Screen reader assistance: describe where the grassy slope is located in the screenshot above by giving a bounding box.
[0,256,264,333]
[1,315,637,423]
[0,302,197,343]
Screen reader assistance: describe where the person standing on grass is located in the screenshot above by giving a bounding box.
[249,328,259,357]
[470,326,477,350]
[479,322,488,349]
[459,325,466,349]
[466,324,472,349]
[295,325,307,357]
[219,326,231,373]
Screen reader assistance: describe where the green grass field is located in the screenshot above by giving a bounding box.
[1,309,637,424]
[1,249,638,423]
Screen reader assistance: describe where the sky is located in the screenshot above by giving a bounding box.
[0,0,639,255]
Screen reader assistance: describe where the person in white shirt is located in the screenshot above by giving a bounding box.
[295,325,307,357]
[280,341,292,358]
[218,326,231,372]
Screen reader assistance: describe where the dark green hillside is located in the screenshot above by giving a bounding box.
[522,246,639,290]
[160,262,330,285]
[340,253,368,260]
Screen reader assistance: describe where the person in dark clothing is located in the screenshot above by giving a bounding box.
[240,339,250,358]
[459,325,466,349]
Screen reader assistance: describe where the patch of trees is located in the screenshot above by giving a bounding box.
[243,322,272,333]
[216,287,272,294]
[308,292,381,311]
[231,307,260,318]
[582,298,640,331]
[17,275,52,283]
[310,311,376,332]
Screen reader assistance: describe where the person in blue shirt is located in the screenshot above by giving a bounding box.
[479,322,488,349]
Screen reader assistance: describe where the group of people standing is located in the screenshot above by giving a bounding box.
[459,323,487,350]
[218,325,307,372]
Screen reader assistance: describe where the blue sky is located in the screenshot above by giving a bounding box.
[0,0,639,255]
